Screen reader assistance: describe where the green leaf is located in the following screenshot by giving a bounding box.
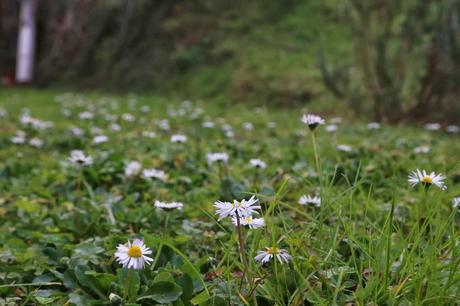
[118,269,140,301]
[74,265,106,299]
[153,271,174,283]
[190,290,211,305]
[138,281,182,304]
[85,271,117,290]
[176,273,194,302]
[14,198,40,213]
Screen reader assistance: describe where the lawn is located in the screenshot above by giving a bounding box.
[0,89,459,305]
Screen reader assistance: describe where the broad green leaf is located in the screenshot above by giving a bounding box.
[138,281,182,304]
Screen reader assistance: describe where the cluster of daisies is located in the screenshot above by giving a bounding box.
[213,196,291,264]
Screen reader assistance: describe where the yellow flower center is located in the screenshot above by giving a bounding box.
[422,176,433,184]
[233,201,241,208]
[267,247,279,255]
[244,216,253,223]
[127,245,142,258]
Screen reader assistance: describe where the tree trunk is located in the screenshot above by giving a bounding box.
[16,0,37,83]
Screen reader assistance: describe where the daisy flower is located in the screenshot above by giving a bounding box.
[142,131,156,138]
[243,122,254,131]
[11,131,26,144]
[301,114,325,130]
[69,150,93,167]
[202,121,215,128]
[207,152,229,164]
[122,113,135,122]
[214,196,261,220]
[70,127,84,137]
[143,168,167,181]
[29,137,44,148]
[125,161,142,177]
[298,195,321,207]
[446,125,459,134]
[325,124,337,133]
[413,145,430,154]
[114,239,153,269]
[93,135,109,145]
[337,144,352,152]
[250,159,267,169]
[408,169,447,190]
[367,122,381,130]
[79,111,94,120]
[424,123,441,131]
[154,200,184,210]
[171,134,187,143]
[452,197,460,209]
[231,215,265,229]
[254,247,291,265]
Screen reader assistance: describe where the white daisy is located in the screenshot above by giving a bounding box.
[413,145,430,154]
[114,239,153,269]
[122,113,135,122]
[29,138,44,148]
[231,215,265,229]
[142,131,156,138]
[11,131,26,144]
[154,200,184,210]
[69,150,93,167]
[125,161,142,177]
[298,195,321,207]
[207,152,229,164]
[214,196,261,220]
[93,135,109,145]
[225,130,234,138]
[254,247,291,265]
[243,122,254,131]
[337,144,352,152]
[70,127,84,137]
[109,123,122,131]
[301,114,325,130]
[79,111,94,120]
[452,197,460,209]
[367,122,381,130]
[202,121,215,128]
[446,125,459,134]
[249,159,267,169]
[325,124,337,133]
[140,105,151,113]
[408,169,447,190]
[143,168,167,181]
[158,119,170,131]
[171,134,187,143]
[424,123,441,131]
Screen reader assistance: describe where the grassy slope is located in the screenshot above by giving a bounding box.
[164,1,351,111]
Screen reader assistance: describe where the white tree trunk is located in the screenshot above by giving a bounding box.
[16,0,37,83]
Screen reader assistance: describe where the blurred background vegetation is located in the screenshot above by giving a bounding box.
[1,0,459,122]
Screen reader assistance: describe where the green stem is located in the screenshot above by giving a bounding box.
[235,212,252,292]
[123,269,132,302]
[163,213,169,236]
[310,131,321,176]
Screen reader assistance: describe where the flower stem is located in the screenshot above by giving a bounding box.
[123,269,132,302]
[235,212,252,291]
[163,213,169,236]
[310,131,321,176]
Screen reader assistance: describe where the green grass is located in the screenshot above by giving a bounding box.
[0,89,459,305]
